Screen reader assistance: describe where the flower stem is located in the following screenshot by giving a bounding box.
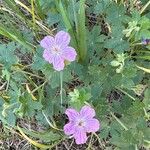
[60,71,63,107]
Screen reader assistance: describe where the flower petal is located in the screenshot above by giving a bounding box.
[80,105,96,119]
[43,49,53,63]
[40,36,55,49]
[74,128,87,145]
[64,122,75,135]
[62,46,77,61]
[65,108,79,121]
[52,55,64,71]
[55,31,70,47]
[85,118,100,133]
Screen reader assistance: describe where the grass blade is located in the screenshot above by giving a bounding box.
[4,0,50,34]
[140,0,150,14]
[31,0,36,29]
[4,0,27,21]
[0,24,34,50]
[136,65,150,73]
[77,0,87,62]
[133,55,150,60]
[35,0,45,19]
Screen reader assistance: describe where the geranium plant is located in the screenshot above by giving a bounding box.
[0,0,150,149]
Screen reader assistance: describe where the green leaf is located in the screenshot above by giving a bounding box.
[42,66,72,88]
[123,63,137,78]
[19,92,43,117]
[94,98,109,117]
[128,100,145,118]
[88,65,108,84]
[32,46,48,71]
[104,38,130,53]
[94,0,111,14]
[0,42,18,68]
[43,86,61,116]
[0,84,21,126]
[69,88,91,110]
[143,88,150,108]
[20,127,61,143]
[106,4,126,25]
[46,12,61,27]
[17,126,61,149]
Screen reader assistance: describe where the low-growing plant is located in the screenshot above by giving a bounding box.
[0,0,150,149]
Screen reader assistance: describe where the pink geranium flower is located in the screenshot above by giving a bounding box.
[40,31,77,71]
[64,105,100,145]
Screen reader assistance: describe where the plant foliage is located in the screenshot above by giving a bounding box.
[0,0,150,149]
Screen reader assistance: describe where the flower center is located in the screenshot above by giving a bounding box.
[51,45,61,55]
[78,121,84,126]
[53,47,59,52]
[77,119,85,127]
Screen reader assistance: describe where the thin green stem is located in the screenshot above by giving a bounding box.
[130,42,142,46]
[86,133,93,150]
[31,81,47,93]
[6,77,10,91]
[116,87,135,101]
[93,133,105,149]
[135,144,138,150]
[42,111,63,131]
[60,71,63,107]
[14,70,44,80]
[111,112,128,131]
[144,140,150,145]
